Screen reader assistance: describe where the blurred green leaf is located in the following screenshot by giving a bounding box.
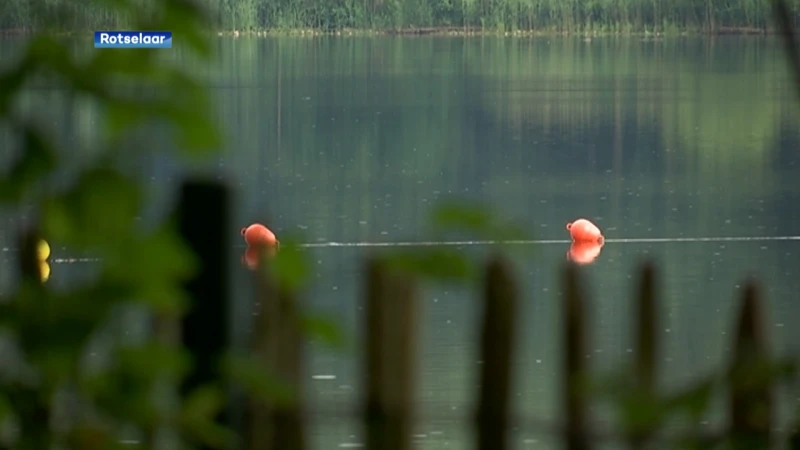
[222,353,295,407]
[179,386,236,448]
[161,2,214,56]
[0,0,220,446]
[105,95,220,156]
[429,201,530,243]
[0,126,57,203]
[267,238,310,291]
[0,59,34,114]
[66,424,121,449]
[81,341,191,427]
[103,228,197,314]
[168,99,222,153]
[41,168,142,246]
[430,202,493,233]
[116,342,191,382]
[300,313,347,349]
[0,392,14,423]
[729,356,797,390]
[104,100,147,140]
[663,377,716,421]
[593,369,718,435]
[86,48,157,77]
[183,386,225,420]
[12,283,127,370]
[383,248,477,282]
[82,374,160,427]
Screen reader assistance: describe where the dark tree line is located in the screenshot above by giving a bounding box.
[1,0,798,33]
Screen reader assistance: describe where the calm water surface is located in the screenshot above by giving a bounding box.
[1,36,800,449]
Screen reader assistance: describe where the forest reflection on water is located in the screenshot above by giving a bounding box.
[1,35,800,449]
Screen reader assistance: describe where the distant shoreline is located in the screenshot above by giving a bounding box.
[0,26,771,38]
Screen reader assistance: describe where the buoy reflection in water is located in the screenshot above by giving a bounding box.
[242,245,277,270]
[37,239,51,283]
[39,261,51,282]
[567,240,604,265]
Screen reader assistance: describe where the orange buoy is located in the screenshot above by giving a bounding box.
[240,223,279,247]
[567,240,604,265]
[566,218,604,244]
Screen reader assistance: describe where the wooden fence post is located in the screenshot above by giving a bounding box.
[729,279,772,449]
[18,229,45,283]
[177,180,230,448]
[15,228,51,449]
[562,263,590,450]
[363,257,418,450]
[248,256,306,450]
[630,260,657,450]
[475,255,518,450]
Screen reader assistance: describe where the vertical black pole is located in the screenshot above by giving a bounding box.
[18,229,41,283]
[178,180,230,443]
[15,228,51,450]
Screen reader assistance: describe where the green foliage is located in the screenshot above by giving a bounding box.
[594,371,717,435]
[0,125,57,202]
[300,313,347,349]
[0,0,282,448]
[378,201,529,282]
[222,353,296,407]
[384,247,478,281]
[265,237,311,291]
[430,201,528,242]
[178,386,238,447]
[592,357,797,446]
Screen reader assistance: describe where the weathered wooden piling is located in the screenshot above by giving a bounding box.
[177,180,231,447]
[248,253,306,450]
[729,279,772,449]
[14,228,51,449]
[18,229,45,283]
[562,262,590,450]
[363,257,419,450]
[476,255,518,450]
[631,260,657,450]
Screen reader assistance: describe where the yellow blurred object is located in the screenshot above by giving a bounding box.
[37,239,51,261]
[39,261,50,283]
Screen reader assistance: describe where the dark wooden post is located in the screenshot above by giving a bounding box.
[15,228,51,450]
[177,180,230,446]
[18,229,46,284]
[476,255,518,450]
[630,260,657,450]
[363,257,418,450]
[562,263,590,450]
[729,280,772,449]
[248,253,306,450]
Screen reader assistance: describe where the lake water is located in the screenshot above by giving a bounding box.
[2,36,800,448]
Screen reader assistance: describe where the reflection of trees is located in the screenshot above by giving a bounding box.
[467,37,790,236]
[192,37,791,244]
[0,37,792,246]
[0,37,793,247]
[660,71,780,234]
[660,38,785,199]
[197,38,476,241]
